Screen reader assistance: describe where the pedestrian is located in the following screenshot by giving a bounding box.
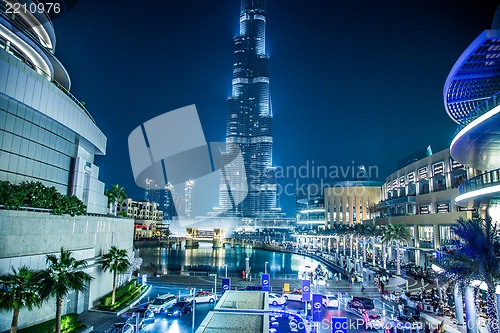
[398,303,404,316]
[362,283,366,292]
[351,276,355,286]
[242,270,245,280]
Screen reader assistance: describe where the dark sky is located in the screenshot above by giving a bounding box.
[51,0,499,216]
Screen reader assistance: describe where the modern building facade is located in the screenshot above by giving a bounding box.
[218,0,281,219]
[324,181,382,228]
[296,191,325,231]
[373,148,478,267]
[444,8,500,222]
[0,1,107,214]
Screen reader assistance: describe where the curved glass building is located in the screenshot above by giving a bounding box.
[444,5,500,216]
[0,1,108,213]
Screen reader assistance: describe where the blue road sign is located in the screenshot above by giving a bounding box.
[331,317,347,333]
[312,293,322,322]
[302,279,311,301]
[222,278,231,295]
[261,273,270,292]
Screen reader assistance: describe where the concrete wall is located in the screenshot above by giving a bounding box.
[0,210,134,332]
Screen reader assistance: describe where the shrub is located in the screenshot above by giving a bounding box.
[0,181,86,215]
[17,313,84,333]
[98,281,147,311]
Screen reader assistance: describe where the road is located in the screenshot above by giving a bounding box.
[89,282,422,333]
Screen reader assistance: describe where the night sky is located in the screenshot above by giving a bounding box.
[50,0,499,216]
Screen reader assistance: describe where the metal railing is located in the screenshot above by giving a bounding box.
[459,167,500,195]
[455,91,500,135]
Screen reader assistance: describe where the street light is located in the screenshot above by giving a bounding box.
[209,273,217,300]
[265,262,268,274]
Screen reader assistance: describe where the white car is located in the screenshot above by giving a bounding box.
[322,294,339,308]
[362,310,384,329]
[148,294,177,313]
[268,293,286,306]
[105,322,134,333]
[282,291,303,302]
[185,291,216,303]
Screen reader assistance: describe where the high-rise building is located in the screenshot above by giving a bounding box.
[218,0,280,218]
[185,179,194,217]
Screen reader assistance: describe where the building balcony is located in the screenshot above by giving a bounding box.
[455,167,500,207]
[376,195,415,209]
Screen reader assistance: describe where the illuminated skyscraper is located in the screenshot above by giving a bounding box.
[218,0,280,218]
[185,179,194,217]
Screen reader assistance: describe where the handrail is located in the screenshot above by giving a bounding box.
[455,91,500,135]
[459,167,500,194]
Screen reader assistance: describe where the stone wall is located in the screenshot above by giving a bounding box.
[0,210,134,332]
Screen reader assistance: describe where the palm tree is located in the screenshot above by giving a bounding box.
[101,246,131,305]
[104,184,128,216]
[381,224,411,275]
[36,248,93,333]
[0,266,42,333]
[440,216,500,333]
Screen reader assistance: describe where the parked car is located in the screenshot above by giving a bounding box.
[166,301,193,316]
[148,294,177,313]
[322,294,339,308]
[125,308,155,329]
[105,322,134,333]
[282,290,303,302]
[185,291,216,303]
[362,310,384,329]
[348,296,374,312]
[268,293,286,306]
[244,285,263,291]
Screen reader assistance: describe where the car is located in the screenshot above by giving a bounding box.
[125,308,155,329]
[104,322,134,333]
[268,293,286,306]
[166,301,193,316]
[391,315,422,333]
[185,291,216,303]
[348,296,374,312]
[322,294,339,308]
[148,294,177,313]
[282,290,303,302]
[244,285,263,291]
[362,310,384,329]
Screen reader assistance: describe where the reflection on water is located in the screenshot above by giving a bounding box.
[136,242,330,276]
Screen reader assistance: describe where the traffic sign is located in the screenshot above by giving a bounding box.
[261,273,270,291]
[302,279,311,301]
[331,317,347,333]
[222,278,231,295]
[312,293,322,322]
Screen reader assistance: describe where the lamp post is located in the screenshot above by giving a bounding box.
[224,264,228,278]
[209,273,217,300]
[191,287,196,333]
[265,262,268,274]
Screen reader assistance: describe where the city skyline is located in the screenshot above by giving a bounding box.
[50,0,499,216]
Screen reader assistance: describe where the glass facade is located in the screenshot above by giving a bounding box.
[0,94,76,194]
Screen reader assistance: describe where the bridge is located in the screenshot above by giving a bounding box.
[159,228,250,249]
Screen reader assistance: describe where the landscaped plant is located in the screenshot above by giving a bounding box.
[0,266,43,333]
[36,248,93,333]
[0,181,86,215]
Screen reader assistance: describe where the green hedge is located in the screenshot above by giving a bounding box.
[98,280,147,311]
[0,181,86,216]
[18,313,85,333]
[101,280,137,307]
